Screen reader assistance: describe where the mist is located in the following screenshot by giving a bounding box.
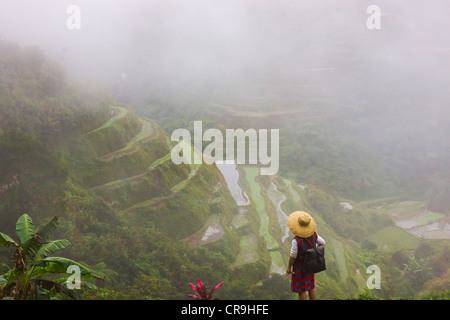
[2,1,449,93]
[1,0,450,174]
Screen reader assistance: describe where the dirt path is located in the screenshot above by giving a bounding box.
[87,105,128,135]
[100,117,159,162]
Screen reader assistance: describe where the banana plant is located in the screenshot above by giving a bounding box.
[0,214,102,299]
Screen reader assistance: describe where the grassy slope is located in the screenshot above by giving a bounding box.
[57,105,251,297]
[65,105,234,236]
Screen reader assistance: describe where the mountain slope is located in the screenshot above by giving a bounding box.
[1,40,448,300]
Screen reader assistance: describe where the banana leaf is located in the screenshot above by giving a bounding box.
[34,257,104,280]
[15,214,35,246]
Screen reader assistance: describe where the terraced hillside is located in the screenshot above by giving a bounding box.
[58,104,444,299]
[59,104,366,298]
[61,105,239,240]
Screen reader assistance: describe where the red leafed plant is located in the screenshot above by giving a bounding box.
[188,278,223,300]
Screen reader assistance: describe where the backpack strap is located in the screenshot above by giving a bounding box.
[301,236,307,253]
[303,234,316,248]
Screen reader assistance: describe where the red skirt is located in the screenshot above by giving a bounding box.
[291,268,315,292]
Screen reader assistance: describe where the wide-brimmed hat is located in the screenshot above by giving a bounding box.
[287,211,316,238]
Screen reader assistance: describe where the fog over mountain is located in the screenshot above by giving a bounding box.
[1,0,450,183]
[2,1,449,94]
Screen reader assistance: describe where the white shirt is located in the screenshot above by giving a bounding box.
[290,234,325,258]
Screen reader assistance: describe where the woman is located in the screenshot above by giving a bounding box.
[286,211,325,300]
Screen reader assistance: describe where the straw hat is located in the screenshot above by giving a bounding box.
[287,211,316,238]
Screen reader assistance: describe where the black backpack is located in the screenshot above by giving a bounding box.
[302,237,326,274]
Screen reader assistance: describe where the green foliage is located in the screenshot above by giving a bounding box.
[86,107,142,157]
[0,129,68,230]
[418,290,450,300]
[0,39,111,144]
[351,289,381,300]
[253,275,293,300]
[0,214,100,300]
